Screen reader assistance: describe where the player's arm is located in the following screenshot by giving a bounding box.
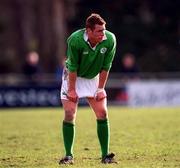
[67,71,78,103]
[66,37,79,102]
[98,70,109,89]
[95,34,116,101]
[102,34,116,72]
[95,70,109,101]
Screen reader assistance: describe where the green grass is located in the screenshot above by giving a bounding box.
[0,107,180,168]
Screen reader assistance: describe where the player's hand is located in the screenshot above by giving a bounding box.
[67,89,78,103]
[94,88,107,101]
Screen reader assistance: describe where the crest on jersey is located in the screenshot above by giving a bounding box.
[100,47,107,54]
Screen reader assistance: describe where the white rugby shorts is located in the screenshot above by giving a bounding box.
[60,68,99,100]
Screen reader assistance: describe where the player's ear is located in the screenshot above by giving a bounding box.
[86,28,92,33]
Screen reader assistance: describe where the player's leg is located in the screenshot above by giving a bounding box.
[62,99,78,123]
[87,97,109,157]
[59,99,78,164]
[87,97,116,163]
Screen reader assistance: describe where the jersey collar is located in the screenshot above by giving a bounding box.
[83,31,107,50]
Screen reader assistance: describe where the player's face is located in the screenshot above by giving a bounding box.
[88,24,106,44]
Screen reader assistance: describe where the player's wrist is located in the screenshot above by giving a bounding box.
[68,86,76,91]
[96,88,105,93]
[94,88,107,101]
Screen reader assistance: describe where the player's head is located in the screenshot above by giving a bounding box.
[86,13,106,43]
[86,13,106,30]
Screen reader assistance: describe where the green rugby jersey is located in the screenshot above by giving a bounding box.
[66,28,116,79]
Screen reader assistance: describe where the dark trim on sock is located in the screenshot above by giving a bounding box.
[97,119,109,124]
[63,120,75,127]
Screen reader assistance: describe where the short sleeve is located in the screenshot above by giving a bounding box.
[66,37,80,72]
[102,34,116,71]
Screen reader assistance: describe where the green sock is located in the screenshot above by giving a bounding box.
[62,121,75,156]
[97,119,110,157]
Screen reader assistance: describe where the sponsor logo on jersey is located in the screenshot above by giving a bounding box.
[83,51,89,55]
[100,47,107,54]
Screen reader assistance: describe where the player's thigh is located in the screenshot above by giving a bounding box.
[87,97,108,119]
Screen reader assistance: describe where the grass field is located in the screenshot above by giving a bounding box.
[0,107,180,168]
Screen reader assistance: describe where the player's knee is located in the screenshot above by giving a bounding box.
[64,109,76,122]
[96,109,108,120]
